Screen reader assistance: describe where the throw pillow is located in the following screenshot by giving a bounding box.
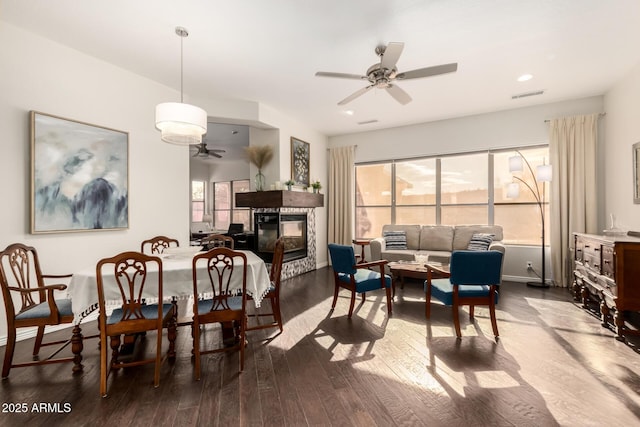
[384,230,408,250]
[467,233,494,251]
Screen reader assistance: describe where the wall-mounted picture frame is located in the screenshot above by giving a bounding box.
[30,111,129,233]
[291,136,310,187]
[634,141,640,204]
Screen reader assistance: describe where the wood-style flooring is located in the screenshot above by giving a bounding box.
[2,266,640,426]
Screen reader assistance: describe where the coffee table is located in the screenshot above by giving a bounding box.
[387,261,450,297]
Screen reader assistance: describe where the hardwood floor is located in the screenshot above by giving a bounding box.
[2,266,640,426]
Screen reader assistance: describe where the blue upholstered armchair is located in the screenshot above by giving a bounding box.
[328,243,393,318]
[425,250,503,338]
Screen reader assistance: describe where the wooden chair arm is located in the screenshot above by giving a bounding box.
[427,264,449,276]
[354,259,388,270]
[7,284,67,293]
[42,273,72,279]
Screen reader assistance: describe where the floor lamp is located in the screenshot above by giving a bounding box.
[507,150,552,288]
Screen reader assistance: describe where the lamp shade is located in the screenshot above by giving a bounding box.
[509,155,523,172]
[506,182,520,199]
[155,102,207,145]
[536,164,552,182]
[202,213,213,223]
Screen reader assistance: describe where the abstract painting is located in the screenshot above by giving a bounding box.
[30,111,129,233]
[291,137,310,187]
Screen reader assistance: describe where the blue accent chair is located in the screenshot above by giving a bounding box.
[328,243,392,318]
[425,250,504,338]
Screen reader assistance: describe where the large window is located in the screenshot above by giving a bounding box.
[191,180,205,222]
[213,179,251,231]
[355,146,549,245]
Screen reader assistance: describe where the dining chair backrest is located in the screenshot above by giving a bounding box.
[0,243,46,317]
[96,251,164,324]
[327,243,357,275]
[192,247,247,312]
[270,237,285,285]
[140,236,179,255]
[201,234,234,250]
[449,250,503,286]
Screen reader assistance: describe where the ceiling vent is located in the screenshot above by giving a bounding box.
[357,119,379,125]
[512,90,545,99]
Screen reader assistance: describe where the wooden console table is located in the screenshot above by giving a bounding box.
[573,232,640,341]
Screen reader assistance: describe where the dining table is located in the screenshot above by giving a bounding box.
[64,249,271,373]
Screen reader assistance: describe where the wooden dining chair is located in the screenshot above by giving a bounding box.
[0,243,79,378]
[425,250,503,338]
[140,235,179,254]
[192,247,248,380]
[96,251,177,397]
[328,243,393,318]
[201,234,234,250]
[246,237,284,333]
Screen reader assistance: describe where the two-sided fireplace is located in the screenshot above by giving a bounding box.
[255,212,307,263]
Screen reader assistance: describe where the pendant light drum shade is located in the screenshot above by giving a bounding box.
[155,102,207,145]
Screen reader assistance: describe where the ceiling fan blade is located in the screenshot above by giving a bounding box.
[386,84,412,105]
[395,63,458,80]
[209,149,226,153]
[380,42,404,70]
[337,85,375,106]
[315,71,368,80]
[210,152,222,158]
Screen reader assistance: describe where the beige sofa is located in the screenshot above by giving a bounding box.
[369,224,505,264]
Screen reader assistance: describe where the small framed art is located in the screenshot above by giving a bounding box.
[291,136,310,187]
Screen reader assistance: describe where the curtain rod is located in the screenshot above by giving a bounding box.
[544,112,606,123]
[327,144,358,151]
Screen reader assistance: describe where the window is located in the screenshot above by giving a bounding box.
[354,146,549,245]
[191,180,205,222]
[213,179,251,231]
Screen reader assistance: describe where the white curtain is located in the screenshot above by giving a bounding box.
[328,146,355,245]
[549,114,599,287]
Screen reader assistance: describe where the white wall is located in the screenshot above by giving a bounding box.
[328,97,605,282]
[604,62,640,232]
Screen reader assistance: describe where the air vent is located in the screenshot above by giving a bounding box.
[512,90,545,99]
[357,119,379,125]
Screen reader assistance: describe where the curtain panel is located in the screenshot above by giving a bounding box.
[549,113,599,287]
[328,146,355,245]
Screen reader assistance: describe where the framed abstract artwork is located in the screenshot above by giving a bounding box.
[291,136,310,187]
[30,111,129,233]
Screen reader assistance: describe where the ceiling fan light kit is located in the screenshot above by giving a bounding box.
[155,26,207,146]
[316,42,458,106]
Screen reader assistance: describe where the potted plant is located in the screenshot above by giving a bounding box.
[311,181,322,193]
[284,179,295,191]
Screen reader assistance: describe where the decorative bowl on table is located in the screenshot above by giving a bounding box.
[414,253,430,266]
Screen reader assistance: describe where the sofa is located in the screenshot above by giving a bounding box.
[369,224,505,264]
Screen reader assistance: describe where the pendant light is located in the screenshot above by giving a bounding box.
[155,26,207,145]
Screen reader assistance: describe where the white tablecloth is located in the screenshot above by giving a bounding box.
[67,250,270,322]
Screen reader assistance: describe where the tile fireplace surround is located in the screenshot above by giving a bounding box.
[236,190,324,280]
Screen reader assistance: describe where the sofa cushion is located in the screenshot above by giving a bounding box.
[381,225,421,250]
[467,233,495,251]
[420,226,454,251]
[453,225,503,250]
[383,230,407,250]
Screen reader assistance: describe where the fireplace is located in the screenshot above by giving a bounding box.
[255,212,307,263]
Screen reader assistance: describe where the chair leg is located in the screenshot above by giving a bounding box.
[110,335,121,370]
[452,305,462,338]
[489,292,499,338]
[154,325,162,388]
[385,287,392,314]
[2,329,16,378]
[33,325,45,357]
[167,310,177,360]
[361,292,366,302]
[469,305,475,319]
[348,291,356,318]
[100,330,108,397]
[193,321,201,380]
[273,296,283,332]
[239,317,246,372]
[331,284,339,310]
[425,284,432,319]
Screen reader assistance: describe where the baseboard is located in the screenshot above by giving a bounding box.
[503,274,553,285]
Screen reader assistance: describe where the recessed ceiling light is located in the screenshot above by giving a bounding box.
[341,109,354,116]
[517,74,533,82]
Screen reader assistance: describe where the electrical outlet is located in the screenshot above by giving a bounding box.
[526,261,533,269]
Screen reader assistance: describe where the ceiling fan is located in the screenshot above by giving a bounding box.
[315,42,457,106]
[191,142,226,159]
